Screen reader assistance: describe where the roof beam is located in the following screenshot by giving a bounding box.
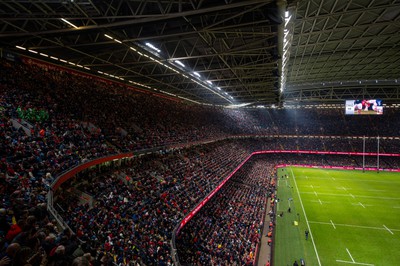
[0,0,271,38]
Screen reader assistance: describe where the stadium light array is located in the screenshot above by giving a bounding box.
[145,42,161,53]
[138,39,233,103]
[60,18,79,29]
[15,45,92,72]
[104,34,113,40]
[193,72,201,77]
[280,9,294,93]
[174,60,185,67]
[14,32,235,106]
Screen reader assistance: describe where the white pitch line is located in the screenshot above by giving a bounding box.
[336,259,375,266]
[351,203,374,207]
[311,185,314,189]
[331,176,336,180]
[300,192,400,201]
[346,248,355,263]
[310,200,330,204]
[319,199,323,205]
[290,167,322,266]
[383,224,394,235]
[350,193,355,199]
[301,175,398,184]
[314,191,318,197]
[330,220,336,229]
[359,202,365,208]
[309,221,400,232]
[342,186,347,191]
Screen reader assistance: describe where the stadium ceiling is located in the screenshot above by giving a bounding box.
[0,0,399,107]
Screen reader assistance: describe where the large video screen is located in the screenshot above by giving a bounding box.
[345,99,383,115]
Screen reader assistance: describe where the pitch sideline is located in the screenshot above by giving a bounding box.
[290,166,322,266]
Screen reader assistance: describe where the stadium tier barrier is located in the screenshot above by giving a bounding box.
[50,153,134,191]
[47,141,400,266]
[47,152,134,234]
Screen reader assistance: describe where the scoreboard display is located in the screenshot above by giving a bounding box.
[345,99,383,115]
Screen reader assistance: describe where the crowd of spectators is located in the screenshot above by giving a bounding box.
[0,58,236,152]
[0,61,118,265]
[175,157,275,265]
[53,141,252,265]
[2,58,400,153]
[1,57,400,266]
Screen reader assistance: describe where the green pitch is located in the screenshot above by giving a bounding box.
[273,167,400,266]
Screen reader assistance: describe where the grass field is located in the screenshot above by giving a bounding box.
[273,167,400,266]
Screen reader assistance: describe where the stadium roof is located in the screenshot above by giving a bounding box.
[0,0,399,107]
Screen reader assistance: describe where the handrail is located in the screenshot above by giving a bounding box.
[50,152,133,190]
